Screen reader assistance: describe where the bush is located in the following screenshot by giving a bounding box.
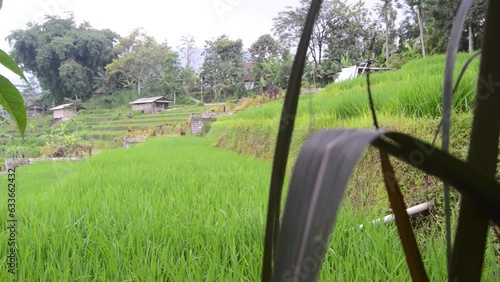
[83,90,140,109]
[175,96,198,106]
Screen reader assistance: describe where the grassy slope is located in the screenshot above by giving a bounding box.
[1,137,497,280]
[207,53,496,210]
[208,53,480,159]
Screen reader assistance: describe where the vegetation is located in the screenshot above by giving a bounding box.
[209,53,480,160]
[200,35,246,101]
[259,0,499,281]
[0,137,497,280]
[0,0,498,280]
[106,28,172,97]
[0,105,207,165]
[7,15,118,103]
[2,0,488,107]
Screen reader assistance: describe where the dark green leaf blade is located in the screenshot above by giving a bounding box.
[275,129,384,282]
[275,129,500,281]
[450,0,500,280]
[262,0,323,281]
[0,74,27,137]
[379,151,428,281]
[441,0,472,273]
[0,49,28,83]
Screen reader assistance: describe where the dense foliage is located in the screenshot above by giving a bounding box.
[8,15,118,103]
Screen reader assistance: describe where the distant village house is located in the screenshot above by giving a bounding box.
[49,103,83,121]
[26,105,45,117]
[129,96,171,114]
[92,88,104,98]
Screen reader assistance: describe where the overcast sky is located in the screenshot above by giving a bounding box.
[0,0,378,83]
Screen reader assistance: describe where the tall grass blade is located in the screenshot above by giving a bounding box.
[373,132,500,225]
[441,0,472,272]
[379,151,429,281]
[365,29,428,280]
[431,51,481,146]
[450,0,500,280]
[262,0,323,281]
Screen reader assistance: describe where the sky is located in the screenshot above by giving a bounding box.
[0,0,378,84]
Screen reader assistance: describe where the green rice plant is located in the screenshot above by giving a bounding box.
[0,137,497,280]
[221,52,480,125]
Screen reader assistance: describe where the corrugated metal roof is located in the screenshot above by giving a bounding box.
[26,105,44,110]
[129,96,172,104]
[49,103,75,111]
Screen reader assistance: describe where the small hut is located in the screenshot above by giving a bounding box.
[49,103,83,121]
[129,96,171,114]
[26,105,45,117]
[92,88,105,98]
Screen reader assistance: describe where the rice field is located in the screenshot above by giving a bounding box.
[1,137,498,281]
[224,53,479,122]
[0,105,209,163]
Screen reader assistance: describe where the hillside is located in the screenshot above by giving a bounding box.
[0,54,499,280]
[207,53,497,210]
[208,53,479,159]
[0,105,209,165]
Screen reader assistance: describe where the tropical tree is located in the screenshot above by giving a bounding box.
[7,14,118,103]
[155,50,182,104]
[274,0,373,82]
[176,34,200,98]
[249,34,283,89]
[400,0,427,57]
[377,0,398,62]
[177,34,198,69]
[272,0,330,66]
[249,34,282,65]
[105,28,168,96]
[426,0,487,53]
[397,14,421,51]
[200,35,245,100]
[323,0,373,68]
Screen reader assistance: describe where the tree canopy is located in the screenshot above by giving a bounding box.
[8,15,118,103]
[201,35,245,100]
[105,28,172,97]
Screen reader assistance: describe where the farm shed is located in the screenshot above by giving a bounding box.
[49,103,82,121]
[335,64,392,83]
[129,96,171,114]
[26,105,45,117]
